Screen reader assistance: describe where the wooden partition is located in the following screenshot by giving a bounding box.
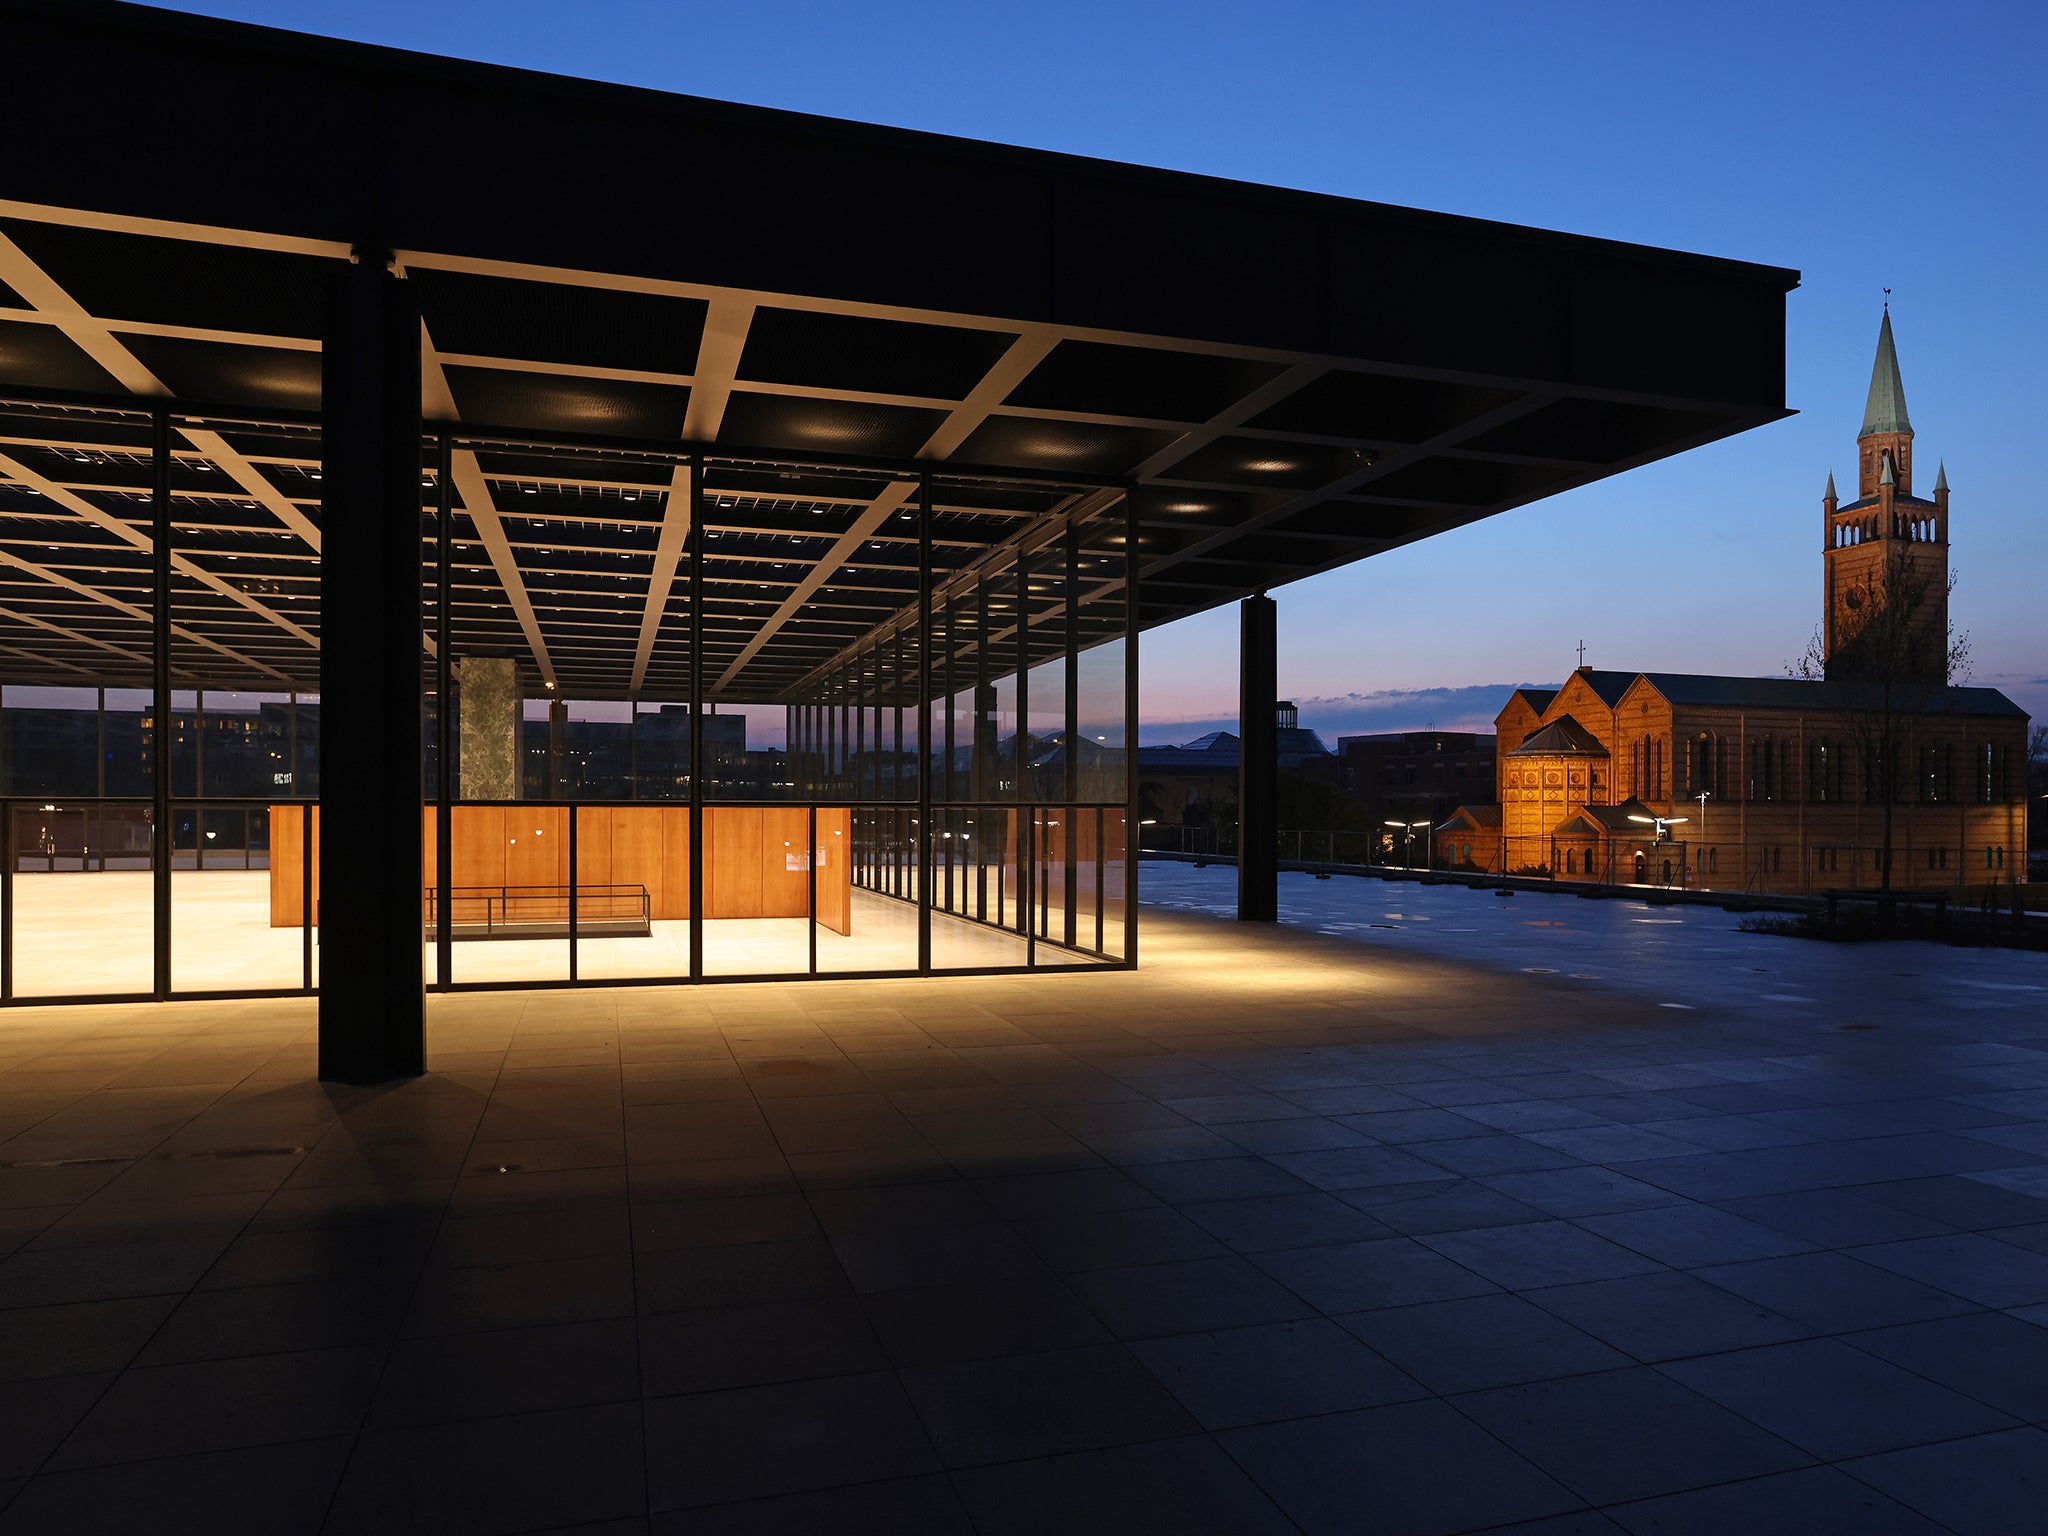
[269,803,319,926]
[271,804,851,938]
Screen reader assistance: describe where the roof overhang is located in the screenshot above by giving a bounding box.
[0,0,1798,702]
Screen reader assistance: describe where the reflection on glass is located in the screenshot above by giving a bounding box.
[444,805,571,984]
[703,806,812,976]
[11,803,155,997]
[820,806,916,974]
[571,804,691,982]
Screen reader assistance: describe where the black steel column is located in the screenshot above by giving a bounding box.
[434,435,453,989]
[151,410,172,997]
[318,254,425,1081]
[975,573,993,923]
[0,798,12,1001]
[1063,523,1080,948]
[1238,593,1278,922]
[687,456,704,982]
[1123,489,1140,966]
[1017,556,1032,960]
[916,472,932,972]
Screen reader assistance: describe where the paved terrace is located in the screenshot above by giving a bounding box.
[0,880,2044,1533]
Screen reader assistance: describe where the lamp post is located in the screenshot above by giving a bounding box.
[1385,818,1432,870]
[1627,812,1690,886]
[1626,813,1690,840]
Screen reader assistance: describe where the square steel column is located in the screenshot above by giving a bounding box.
[318,254,425,1081]
[1237,594,1277,922]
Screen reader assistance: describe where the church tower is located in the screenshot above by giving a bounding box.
[1822,308,1950,683]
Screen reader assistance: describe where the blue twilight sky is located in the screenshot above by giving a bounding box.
[166,0,2048,743]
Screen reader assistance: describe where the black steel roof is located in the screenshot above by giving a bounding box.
[0,0,1798,703]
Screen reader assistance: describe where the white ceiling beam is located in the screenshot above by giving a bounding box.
[0,449,317,651]
[709,478,914,696]
[0,547,284,681]
[681,297,754,443]
[0,231,330,663]
[447,447,555,689]
[708,329,1059,697]
[178,428,322,552]
[628,463,691,697]
[0,603,145,669]
[421,324,556,687]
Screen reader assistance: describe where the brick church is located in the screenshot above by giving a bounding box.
[1438,312,2030,893]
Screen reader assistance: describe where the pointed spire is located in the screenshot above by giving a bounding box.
[1860,308,1913,438]
[1879,452,1895,487]
[1934,459,1948,493]
[1825,470,1837,501]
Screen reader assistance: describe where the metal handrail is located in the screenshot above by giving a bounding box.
[421,883,650,937]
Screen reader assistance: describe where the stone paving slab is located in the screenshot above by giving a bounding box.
[0,873,2040,1531]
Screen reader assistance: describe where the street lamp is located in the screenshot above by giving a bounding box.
[1626,813,1689,841]
[1385,818,1432,870]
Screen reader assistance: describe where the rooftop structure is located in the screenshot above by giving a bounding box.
[0,0,1796,1077]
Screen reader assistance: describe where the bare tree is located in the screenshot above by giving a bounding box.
[1791,551,1968,889]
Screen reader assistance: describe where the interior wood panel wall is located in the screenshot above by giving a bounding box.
[659,809,694,921]
[815,808,851,936]
[272,805,849,933]
[267,804,320,925]
[758,808,810,920]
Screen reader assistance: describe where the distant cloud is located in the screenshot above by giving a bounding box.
[1977,673,2047,721]
[1142,683,1535,745]
[1143,672,2040,748]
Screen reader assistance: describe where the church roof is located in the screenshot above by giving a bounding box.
[1837,492,1935,513]
[1860,309,1913,438]
[1572,668,1637,706]
[1633,672,2025,718]
[1440,804,1502,830]
[1568,797,1660,833]
[1508,688,1557,715]
[1507,715,1609,756]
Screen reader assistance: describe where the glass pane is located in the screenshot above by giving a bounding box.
[168,417,322,996]
[12,803,155,997]
[703,806,811,977]
[819,806,916,974]
[572,804,687,982]
[929,805,1031,971]
[446,804,570,984]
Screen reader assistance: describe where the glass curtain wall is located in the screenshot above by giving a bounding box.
[0,400,321,1002]
[168,417,323,994]
[0,400,1132,1008]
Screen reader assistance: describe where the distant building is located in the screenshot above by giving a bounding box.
[1136,702,1334,830]
[1438,314,2030,892]
[1338,730,1497,841]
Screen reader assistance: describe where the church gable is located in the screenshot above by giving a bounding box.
[1495,691,1548,754]
[1542,671,1630,744]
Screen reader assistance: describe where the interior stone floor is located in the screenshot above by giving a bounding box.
[0,875,2043,1532]
[8,873,1093,996]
